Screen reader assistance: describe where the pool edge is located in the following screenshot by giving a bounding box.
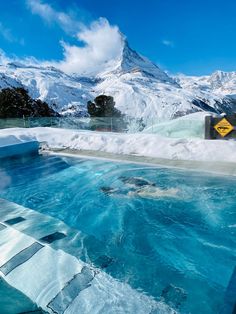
[42,148,236,178]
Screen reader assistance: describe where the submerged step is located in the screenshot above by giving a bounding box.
[0,198,175,314]
[47,266,96,314]
[4,216,26,225]
[39,231,67,244]
[0,242,44,276]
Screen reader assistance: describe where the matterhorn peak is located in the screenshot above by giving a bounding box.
[119,39,164,77]
[99,36,176,85]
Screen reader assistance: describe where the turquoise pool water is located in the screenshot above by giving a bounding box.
[0,154,236,313]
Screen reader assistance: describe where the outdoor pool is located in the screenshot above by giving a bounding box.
[0,154,235,313]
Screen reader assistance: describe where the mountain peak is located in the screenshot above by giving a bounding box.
[209,70,236,89]
[99,38,176,84]
[119,40,174,82]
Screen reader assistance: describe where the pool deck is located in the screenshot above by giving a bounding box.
[43,148,236,177]
[0,198,173,314]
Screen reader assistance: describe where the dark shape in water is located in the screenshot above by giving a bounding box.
[4,216,26,225]
[39,231,66,244]
[0,242,44,276]
[119,176,156,187]
[161,284,187,310]
[94,255,115,269]
[47,266,96,314]
[100,186,117,195]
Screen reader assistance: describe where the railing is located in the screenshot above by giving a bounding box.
[0,116,205,139]
[0,117,146,133]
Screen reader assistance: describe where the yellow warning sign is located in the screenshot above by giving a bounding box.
[214,118,234,137]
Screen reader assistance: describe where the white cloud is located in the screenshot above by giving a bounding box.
[26,1,124,75]
[26,0,81,34]
[0,22,25,45]
[53,18,124,75]
[0,49,42,67]
[162,40,174,48]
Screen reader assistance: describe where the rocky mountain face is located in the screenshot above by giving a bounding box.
[0,38,235,120]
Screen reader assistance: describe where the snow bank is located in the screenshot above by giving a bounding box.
[0,133,39,158]
[0,127,236,163]
[142,112,207,138]
[0,134,35,147]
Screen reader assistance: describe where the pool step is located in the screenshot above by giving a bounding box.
[39,231,67,244]
[0,199,175,314]
[4,216,26,225]
[0,242,44,276]
[47,266,96,314]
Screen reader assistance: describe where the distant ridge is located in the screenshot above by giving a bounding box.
[0,37,235,119]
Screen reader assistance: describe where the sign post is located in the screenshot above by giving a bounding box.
[205,114,236,140]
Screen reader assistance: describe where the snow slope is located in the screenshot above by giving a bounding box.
[0,63,93,116]
[176,71,236,113]
[0,38,235,119]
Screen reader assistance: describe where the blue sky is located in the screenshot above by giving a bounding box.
[0,0,235,75]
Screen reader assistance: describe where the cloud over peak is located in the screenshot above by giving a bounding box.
[57,18,124,75]
[26,1,124,75]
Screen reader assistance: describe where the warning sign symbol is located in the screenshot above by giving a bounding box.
[214,118,234,137]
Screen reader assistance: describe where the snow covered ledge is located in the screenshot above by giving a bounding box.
[0,134,39,159]
[1,127,236,164]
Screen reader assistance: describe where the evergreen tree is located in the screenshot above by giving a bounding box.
[0,87,59,118]
[87,95,122,117]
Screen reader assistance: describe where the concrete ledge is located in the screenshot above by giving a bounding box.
[0,141,39,159]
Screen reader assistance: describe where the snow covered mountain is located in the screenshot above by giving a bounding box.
[176,71,236,115]
[176,71,236,97]
[0,38,235,120]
